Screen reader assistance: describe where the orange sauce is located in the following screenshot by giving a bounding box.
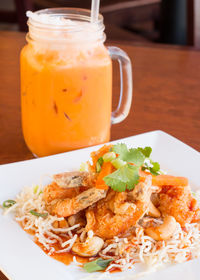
[52,251,88,266]
[35,239,88,267]
[109,268,122,273]
[20,42,112,157]
[16,224,142,275]
[35,239,121,273]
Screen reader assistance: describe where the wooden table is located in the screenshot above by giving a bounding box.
[0,31,200,279]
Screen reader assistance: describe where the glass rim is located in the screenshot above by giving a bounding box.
[28,7,104,33]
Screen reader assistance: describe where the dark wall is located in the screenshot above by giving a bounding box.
[160,0,187,45]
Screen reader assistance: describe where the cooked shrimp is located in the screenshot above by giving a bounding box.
[86,177,152,239]
[145,216,177,241]
[50,188,107,217]
[43,182,88,204]
[108,191,136,215]
[53,171,94,188]
[158,185,200,226]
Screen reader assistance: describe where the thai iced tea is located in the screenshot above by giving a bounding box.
[21,12,112,157]
[21,9,132,157]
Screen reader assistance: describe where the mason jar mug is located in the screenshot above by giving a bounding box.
[20,8,132,157]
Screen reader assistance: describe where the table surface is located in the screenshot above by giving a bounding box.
[0,31,200,279]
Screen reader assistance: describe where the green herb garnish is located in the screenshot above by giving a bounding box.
[104,164,140,192]
[102,152,116,162]
[79,162,88,172]
[33,185,43,195]
[139,147,161,175]
[104,144,145,192]
[113,144,145,166]
[33,185,39,194]
[96,157,104,173]
[29,210,48,218]
[2,200,16,208]
[149,161,160,175]
[104,144,160,192]
[111,158,126,169]
[83,258,113,273]
[137,147,152,158]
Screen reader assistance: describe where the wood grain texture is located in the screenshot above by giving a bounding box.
[0,30,200,279]
[0,271,7,280]
[0,31,200,166]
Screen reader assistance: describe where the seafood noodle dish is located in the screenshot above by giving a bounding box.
[2,144,200,274]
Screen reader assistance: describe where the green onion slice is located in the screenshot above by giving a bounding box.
[79,162,88,172]
[33,185,39,194]
[96,157,104,173]
[2,200,16,208]
[83,258,113,273]
[111,158,126,169]
[29,210,48,218]
[102,152,116,162]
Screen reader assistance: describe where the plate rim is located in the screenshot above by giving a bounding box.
[0,130,199,169]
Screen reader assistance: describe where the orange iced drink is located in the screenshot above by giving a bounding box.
[20,12,112,157]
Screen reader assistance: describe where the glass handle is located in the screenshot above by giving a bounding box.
[108,46,133,125]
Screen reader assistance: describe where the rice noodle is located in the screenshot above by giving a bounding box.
[103,221,200,272]
[3,184,200,276]
[5,185,80,254]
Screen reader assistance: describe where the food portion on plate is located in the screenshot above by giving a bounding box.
[2,143,200,274]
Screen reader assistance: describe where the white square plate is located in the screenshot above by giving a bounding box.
[0,130,199,280]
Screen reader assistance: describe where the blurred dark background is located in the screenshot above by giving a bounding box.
[0,0,199,48]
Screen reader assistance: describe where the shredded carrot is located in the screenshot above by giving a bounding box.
[152,175,188,186]
[140,174,188,186]
[90,144,112,172]
[95,162,114,190]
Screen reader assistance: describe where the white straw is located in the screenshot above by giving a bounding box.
[91,0,100,23]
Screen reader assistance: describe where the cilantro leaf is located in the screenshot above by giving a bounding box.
[149,161,160,175]
[113,143,129,159]
[104,164,140,192]
[126,165,140,190]
[83,258,113,273]
[104,177,127,192]
[125,148,145,166]
[113,144,145,166]
[142,159,160,176]
[137,147,152,158]
[103,143,160,192]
